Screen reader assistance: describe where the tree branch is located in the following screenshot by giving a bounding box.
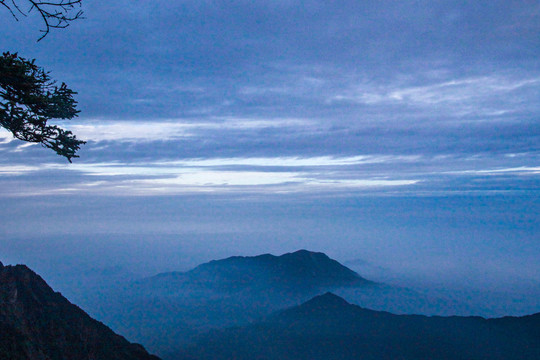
[0,52,85,162]
[1,0,83,41]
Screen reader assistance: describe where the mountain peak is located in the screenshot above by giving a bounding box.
[0,264,60,306]
[280,249,331,261]
[0,263,160,360]
[286,249,327,257]
[301,292,350,309]
[183,250,370,290]
[180,293,540,360]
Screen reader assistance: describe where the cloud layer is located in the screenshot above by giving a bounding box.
[0,0,538,196]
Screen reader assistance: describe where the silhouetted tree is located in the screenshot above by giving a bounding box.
[1,0,83,41]
[0,52,85,162]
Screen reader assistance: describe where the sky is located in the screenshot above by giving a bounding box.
[0,1,539,306]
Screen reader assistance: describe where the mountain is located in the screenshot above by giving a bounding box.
[178,292,540,360]
[94,250,374,355]
[148,249,370,291]
[0,261,160,360]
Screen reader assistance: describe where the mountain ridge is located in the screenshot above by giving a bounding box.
[178,292,540,360]
[0,262,160,360]
[106,250,375,355]
[147,249,372,291]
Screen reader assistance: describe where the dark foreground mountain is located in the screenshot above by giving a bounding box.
[0,261,160,360]
[178,292,540,360]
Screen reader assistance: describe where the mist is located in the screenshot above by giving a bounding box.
[2,192,538,318]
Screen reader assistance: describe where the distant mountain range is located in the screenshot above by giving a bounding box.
[178,292,540,360]
[89,249,482,357]
[0,261,160,360]
[5,250,537,360]
[102,249,375,355]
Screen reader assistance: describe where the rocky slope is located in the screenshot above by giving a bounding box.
[0,261,160,360]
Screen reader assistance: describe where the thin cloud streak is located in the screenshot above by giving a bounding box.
[444,167,540,176]
[0,165,41,175]
[152,155,422,168]
[126,175,419,195]
[68,118,313,142]
[0,154,423,195]
[1,151,538,196]
[329,75,540,109]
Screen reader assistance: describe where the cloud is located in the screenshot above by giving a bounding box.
[0,1,538,199]
[0,153,422,196]
[328,75,540,117]
[126,172,419,195]
[445,167,540,176]
[0,130,14,144]
[68,117,312,142]
[2,150,538,197]
[0,165,41,175]
[153,155,421,168]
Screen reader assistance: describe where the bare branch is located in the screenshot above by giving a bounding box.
[0,1,20,20]
[1,0,83,41]
[9,0,27,16]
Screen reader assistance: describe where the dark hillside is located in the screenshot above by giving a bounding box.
[0,261,160,360]
[178,293,540,360]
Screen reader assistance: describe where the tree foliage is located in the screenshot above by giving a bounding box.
[1,0,83,41]
[0,52,85,162]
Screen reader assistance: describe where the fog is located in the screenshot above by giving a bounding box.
[1,193,538,318]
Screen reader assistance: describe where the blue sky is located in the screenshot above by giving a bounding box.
[0,1,539,299]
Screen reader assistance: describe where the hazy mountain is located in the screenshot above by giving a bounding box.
[0,261,160,360]
[178,292,540,360]
[87,250,475,357]
[96,250,375,355]
[68,249,489,357]
[145,249,370,292]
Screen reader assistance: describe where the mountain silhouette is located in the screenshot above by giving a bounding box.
[149,249,371,291]
[0,261,160,360]
[178,292,540,360]
[98,250,374,356]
